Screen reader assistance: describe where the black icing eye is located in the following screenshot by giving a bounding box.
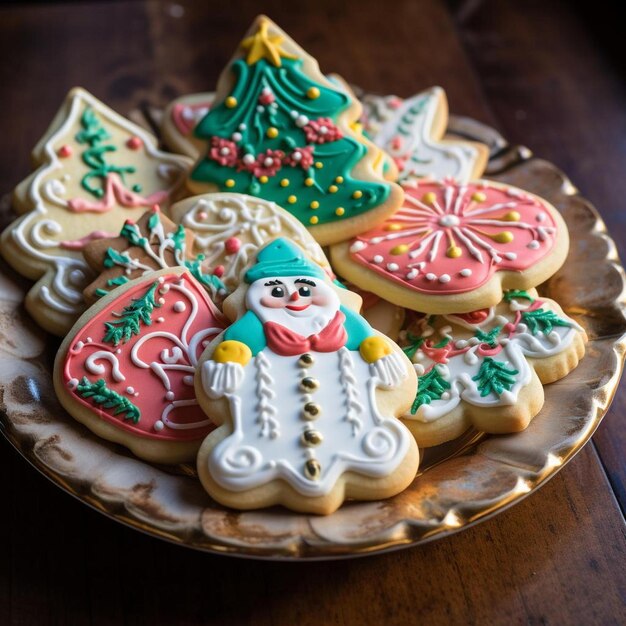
[298,286,311,297]
[271,286,284,298]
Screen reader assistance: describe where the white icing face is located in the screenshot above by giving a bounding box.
[246,275,340,335]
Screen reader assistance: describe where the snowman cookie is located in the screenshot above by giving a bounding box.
[399,289,586,447]
[82,206,226,304]
[54,267,226,463]
[331,179,570,314]
[195,238,419,515]
[1,87,191,335]
[162,92,215,159]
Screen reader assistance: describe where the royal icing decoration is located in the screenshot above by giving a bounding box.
[199,238,413,497]
[360,87,487,183]
[62,271,225,439]
[83,206,226,303]
[171,193,332,290]
[348,180,560,295]
[1,88,191,334]
[401,290,583,423]
[163,93,215,159]
[187,17,396,233]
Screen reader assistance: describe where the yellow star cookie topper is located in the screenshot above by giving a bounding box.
[241,16,298,67]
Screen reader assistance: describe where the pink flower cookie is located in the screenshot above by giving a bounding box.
[54,268,226,464]
[331,179,569,314]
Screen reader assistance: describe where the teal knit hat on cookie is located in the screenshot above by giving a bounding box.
[244,238,326,283]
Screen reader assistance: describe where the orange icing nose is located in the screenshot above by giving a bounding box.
[290,291,300,301]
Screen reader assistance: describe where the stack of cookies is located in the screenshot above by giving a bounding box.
[1,16,586,515]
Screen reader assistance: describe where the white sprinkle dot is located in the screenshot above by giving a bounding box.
[154,421,165,432]
[295,115,309,128]
[350,241,366,253]
[165,391,175,401]
[373,255,384,264]
[293,151,302,161]
[370,237,383,244]
[426,273,436,281]
[159,285,170,294]
[406,269,418,280]
[460,268,472,277]
[504,252,517,260]
[68,378,79,389]
[74,341,84,350]
[243,153,255,164]
[86,337,93,343]
[232,132,242,142]
[238,123,247,131]
[126,386,135,395]
[158,277,165,284]
[158,297,165,305]
[157,317,165,323]
[387,263,399,272]
[290,110,298,119]
[536,213,546,222]
[220,147,230,156]
[264,157,274,167]
[439,274,451,283]
[173,301,186,313]
[256,105,264,112]
[528,240,540,249]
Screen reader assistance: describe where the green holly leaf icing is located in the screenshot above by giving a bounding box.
[503,289,535,303]
[102,281,160,346]
[474,326,502,348]
[402,333,425,359]
[148,210,160,232]
[521,308,572,335]
[471,357,518,398]
[184,258,226,294]
[119,222,143,246]
[76,377,141,423]
[172,224,186,252]
[411,367,451,414]
[103,247,133,269]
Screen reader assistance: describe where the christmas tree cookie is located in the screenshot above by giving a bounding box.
[331,179,570,314]
[170,192,334,291]
[360,87,489,183]
[1,88,192,335]
[54,267,226,463]
[82,206,226,304]
[195,238,418,515]
[162,92,215,159]
[186,15,404,245]
[399,289,586,447]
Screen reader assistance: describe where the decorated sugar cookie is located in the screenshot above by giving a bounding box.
[162,92,215,159]
[1,88,192,335]
[82,206,226,304]
[331,179,569,314]
[186,15,403,245]
[195,238,418,515]
[399,289,586,447]
[170,192,334,291]
[54,268,226,463]
[360,87,489,183]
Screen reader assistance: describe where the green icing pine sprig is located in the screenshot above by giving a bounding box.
[402,332,425,360]
[102,281,160,346]
[75,107,137,198]
[474,326,502,349]
[471,358,518,398]
[522,309,572,336]
[76,377,141,423]
[411,367,451,414]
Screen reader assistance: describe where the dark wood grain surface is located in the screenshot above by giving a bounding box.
[1,1,624,624]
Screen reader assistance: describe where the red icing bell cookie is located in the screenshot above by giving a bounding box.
[54,268,226,463]
[331,179,569,314]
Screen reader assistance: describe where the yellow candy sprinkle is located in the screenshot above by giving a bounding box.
[329,185,338,193]
[472,191,487,202]
[390,244,409,255]
[422,192,437,205]
[447,245,462,258]
[503,211,521,221]
[304,178,314,187]
[225,96,237,108]
[384,223,402,231]
[310,216,319,224]
[335,207,345,216]
[280,179,290,187]
[225,179,235,188]
[315,162,323,169]
[310,201,319,209]
[493,231,514,243]
[259,175,268,184]
[335,176,344,184]
[213,340,251,365]
[287,195,297,204]
[307,87,320,99]
[266,127,279,138]
[352,190,363,199]
[359,336,392,363]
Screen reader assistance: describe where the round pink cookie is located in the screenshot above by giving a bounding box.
[54,268,226,463]
[331,179,569,314]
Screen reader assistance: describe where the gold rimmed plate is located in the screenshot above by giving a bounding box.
[1,113,624,560]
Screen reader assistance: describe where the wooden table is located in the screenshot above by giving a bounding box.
[1,1,624,623]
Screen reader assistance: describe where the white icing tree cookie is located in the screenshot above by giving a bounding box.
[195,238,418,514]
[360,86,489,183]
[54,267,226,464]
[399,289,586,447]
[0,88,192,335]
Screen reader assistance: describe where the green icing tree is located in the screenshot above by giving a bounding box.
[522,308,572,335]
[411,367,451,414]
[471,358,518,398]
[76,377,141,423]
[190,18,390,228]
[474,326,502,348]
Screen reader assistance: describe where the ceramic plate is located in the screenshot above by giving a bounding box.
[1,112,625,560]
